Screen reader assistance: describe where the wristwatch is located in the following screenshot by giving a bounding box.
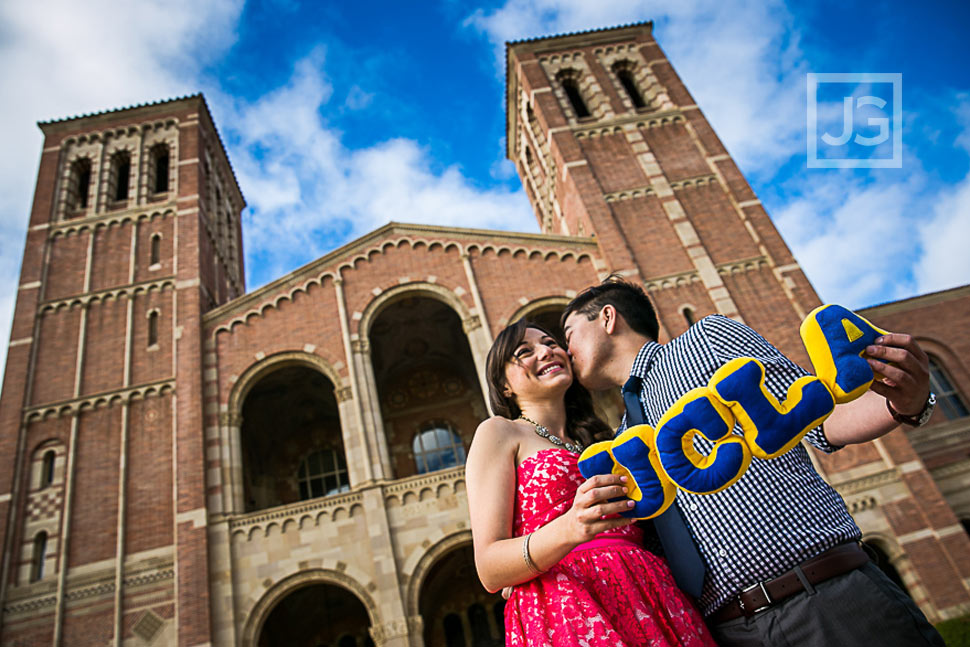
[887,392,937,427]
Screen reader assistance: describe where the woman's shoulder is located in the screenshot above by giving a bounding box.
[474,416,531,450]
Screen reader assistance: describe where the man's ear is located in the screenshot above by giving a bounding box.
[600,304,619,335]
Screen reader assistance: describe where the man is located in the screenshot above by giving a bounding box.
[561,278,944,647]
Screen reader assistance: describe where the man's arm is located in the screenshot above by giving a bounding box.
[823,332,931,446]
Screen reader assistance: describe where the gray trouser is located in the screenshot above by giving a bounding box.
[708,562,945,647]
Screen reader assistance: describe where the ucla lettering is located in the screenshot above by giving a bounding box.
[572,305,886,519]
[653,388,751,495]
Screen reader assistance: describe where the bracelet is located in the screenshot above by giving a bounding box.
[522,533,544,575]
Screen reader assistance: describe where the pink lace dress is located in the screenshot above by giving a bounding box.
[504,448,717,647]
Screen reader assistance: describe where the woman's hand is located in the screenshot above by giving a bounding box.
[559,473,636,545]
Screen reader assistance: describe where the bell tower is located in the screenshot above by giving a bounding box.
[506,22,818,350]
[506,22,970,623]
[0,95,244,645]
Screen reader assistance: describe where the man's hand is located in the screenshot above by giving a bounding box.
[865,333,930,417]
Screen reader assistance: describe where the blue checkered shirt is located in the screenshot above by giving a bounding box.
[619,315,861,616]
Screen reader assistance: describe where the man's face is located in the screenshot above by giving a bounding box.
[563,309,613,391]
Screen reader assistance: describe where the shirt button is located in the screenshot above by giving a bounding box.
[718,549,727,557]
[689,503,699,512]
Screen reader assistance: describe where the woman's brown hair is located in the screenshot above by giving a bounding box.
[485,319,612,446]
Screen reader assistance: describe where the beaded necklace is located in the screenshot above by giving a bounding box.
[518,414,584,454]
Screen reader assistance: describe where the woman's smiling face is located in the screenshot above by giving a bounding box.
[502,327,573,401]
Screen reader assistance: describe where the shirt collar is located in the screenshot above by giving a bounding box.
[629,340,663,380]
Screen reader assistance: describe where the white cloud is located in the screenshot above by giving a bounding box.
[468,0,970,308]
[0,2,539,383]
[914,93,970,295]
[773,176,922,306]
[0,0,245,380]
[465,0,805,174]
[214,53,536,285]
[915,177,970,294]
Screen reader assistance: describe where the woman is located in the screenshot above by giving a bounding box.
[466,320,715,646]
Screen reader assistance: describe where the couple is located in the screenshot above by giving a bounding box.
[465,278,944,646]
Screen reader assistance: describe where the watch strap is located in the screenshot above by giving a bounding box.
[887,392,936,427]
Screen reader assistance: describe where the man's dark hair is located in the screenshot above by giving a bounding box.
[560,276,660,341]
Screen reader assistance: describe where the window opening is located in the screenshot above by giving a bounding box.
[30,532,47,582]
[297,449,350,499]
[150,234,161,266]
[928,357,969,419]
[113,153,131,201]
[153,146,170,193]
[148,311,159,347]
[560,76,591,118]
[615,66,647,109]
[443,614,465,647]
[41,451,56,488]
[73,158,92,210]
[413,421,466,474]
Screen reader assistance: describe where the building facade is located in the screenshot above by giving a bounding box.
[0,22,968,647]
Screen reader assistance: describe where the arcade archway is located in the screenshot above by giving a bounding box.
[258,582,374,647]
[369,296,487,479]
[418,543,504,647]
[240,364,345,511]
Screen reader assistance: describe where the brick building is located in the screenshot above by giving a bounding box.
[1,21,968,647]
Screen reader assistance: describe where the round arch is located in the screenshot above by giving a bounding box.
[504,295,570,329]
[358,282,475,342]
[404,529,473,618]
[228,350,346,418]
[242,568,380,647]
[229,351,349,513]
[861,531,912,595]
[912,335,969,380]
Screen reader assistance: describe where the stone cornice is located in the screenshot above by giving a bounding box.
[832,467,901,496]
[229,491,365,536]
[48,205,176,237]
[39,277,175,312]
[202,222,598,330]
[23,379,174,423]
[858,285,970,317]
[3,564,173,616]
[906,416,970,457]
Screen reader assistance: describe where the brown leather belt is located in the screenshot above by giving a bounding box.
[711,543,870,624]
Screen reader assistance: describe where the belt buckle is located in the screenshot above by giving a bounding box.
[738,581,773,617]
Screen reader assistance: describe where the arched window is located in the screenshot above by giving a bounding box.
[150,234,162,266]
[862,540,909,597]
[70,158,92,211]
[492,601,505,636]
[413,421,466,474]
[558,72,591,119]
[682,307,696,327]
[928,357,969,419]
[147,311,159,347]
[41,451,56,488]
[468,603,492,645]
[30,532,47,582]
[111,152,131,202]
[443,614,465,647]
[152,145,170,193]
[297,449,350,499]
[614,63,647,109]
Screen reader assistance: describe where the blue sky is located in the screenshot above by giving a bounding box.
[0,0,968,376]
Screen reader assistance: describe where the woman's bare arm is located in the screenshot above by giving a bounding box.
[466,417,634,593]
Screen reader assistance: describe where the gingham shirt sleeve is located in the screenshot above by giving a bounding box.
[700,315,843,453]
